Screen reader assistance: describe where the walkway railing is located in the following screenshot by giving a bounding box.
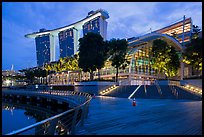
[4,90,92,135]
[169,85,178,99]
[155,80,162,96]
[168,80,202,97]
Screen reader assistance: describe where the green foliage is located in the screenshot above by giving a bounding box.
[78,32,107,80]
[19,68,35,84]
[183,38,202,71]
[151,39,180,78]
[63,54,80,71]
[44,55,80,74]
[33,68,47,78]
[108,38,128,82]
[191,25,201,39]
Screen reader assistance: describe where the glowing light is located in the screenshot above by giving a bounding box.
[186,85,189,88]
[5,79,11,84]
[190,87,194,89]
[35,85,39,89]
[61,128,64,132]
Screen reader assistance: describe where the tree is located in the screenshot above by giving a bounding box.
[183,37,202,71]
[63,55,80,71]
[191,25,201,39]
[44,63,52,73]
[19,68,35,84]
[78,32,107,81]
[33,67,47,84]
[108,38,128,82]
[151,39,180,78]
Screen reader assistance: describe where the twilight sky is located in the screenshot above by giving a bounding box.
[2,2,202,71]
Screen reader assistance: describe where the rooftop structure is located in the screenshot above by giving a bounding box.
[25,9,109,66]
[153,17,192,45]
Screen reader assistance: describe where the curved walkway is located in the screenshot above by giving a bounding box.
[76,96,202,135]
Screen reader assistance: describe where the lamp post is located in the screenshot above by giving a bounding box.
[180,15,185,80]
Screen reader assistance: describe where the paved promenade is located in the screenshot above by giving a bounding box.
[76,96,202,135]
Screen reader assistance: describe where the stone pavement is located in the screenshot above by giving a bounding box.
[76,96,202,135]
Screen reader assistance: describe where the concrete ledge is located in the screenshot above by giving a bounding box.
[75,81,116,86]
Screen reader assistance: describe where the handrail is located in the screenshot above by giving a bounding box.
[128,85,141,99]
[169,85,178,99]
[4,90,92,135]
[155,80,162,96]
[168,80,202,96]
[144,85,147,95]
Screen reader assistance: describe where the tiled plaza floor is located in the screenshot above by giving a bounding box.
[76,96,202,135]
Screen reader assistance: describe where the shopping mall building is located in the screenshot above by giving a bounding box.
[25,9,201,85]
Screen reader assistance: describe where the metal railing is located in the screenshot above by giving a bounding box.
[168,80,202,97]
[169,85,178,99]
[154,80,162,96]
[4,90,92,135]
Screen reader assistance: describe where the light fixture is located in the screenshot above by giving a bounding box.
[186,85,189,88]
[190,86,194,89]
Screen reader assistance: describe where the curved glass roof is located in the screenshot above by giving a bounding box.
[128,32,183,51]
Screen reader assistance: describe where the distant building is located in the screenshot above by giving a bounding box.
[2,70,18,77]
[46,16,202,85]
[83,16,108,40]
[35,33,51,66]
[25,9,109,65]
[153,17,192,45]
[58,28,74,58]
[2,70,26,86]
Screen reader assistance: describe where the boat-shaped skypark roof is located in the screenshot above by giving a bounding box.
[25,9,109,38]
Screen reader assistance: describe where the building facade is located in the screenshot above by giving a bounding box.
[45,15,201,86]
[35,33,51,66]
[58,28,74,58]
[25,9,109,66]
[2,70,26,86]
[153,17,192,45]
[83,15,108,40]
[25,9,201,85]
[46,33,183,86]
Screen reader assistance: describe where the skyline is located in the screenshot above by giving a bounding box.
[2,2,202,71]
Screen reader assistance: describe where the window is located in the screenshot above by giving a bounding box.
[84,25,87,29]
[69,31,72,36]
[95,21,98,28]
[88,24,90,30]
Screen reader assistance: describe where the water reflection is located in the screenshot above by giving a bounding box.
[2,99,67,135]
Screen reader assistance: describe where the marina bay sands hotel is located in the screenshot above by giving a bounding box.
[25,9,195,81]
[25,9,109,66]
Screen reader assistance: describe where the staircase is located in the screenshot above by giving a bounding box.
[99,85,119,95]
[174,86,202,100]
[159,85,176,99]
[103,85,138,98]
[145,85,161,99]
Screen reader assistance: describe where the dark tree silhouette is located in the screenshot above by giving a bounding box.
[78,32,107,81]
[108,38,128,82]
